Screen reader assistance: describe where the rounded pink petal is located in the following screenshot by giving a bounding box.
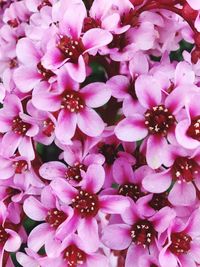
[99,195,130,214]
[129,52,149,77]
[18,136,35,160]
[13,67,41,93]
[107,75,129,99]
[102,224,131,250]
[23,196,47,221]
[83,28,113,53]
[115,115,147,142]
[28,223,52,252]
[186,0,200,10]
[42,47,66,70]
[16,38,41,65]
[65,56,86,83]
[1,132,22,157]
[135,75,161,108]
[142,170,172,193]
[77,107,105,137]
[39,161,66,180]
[159,245,177,267]
[81,82,111,108]
[4,229,21,252]
[87,254,108,267]
[175,120,200,149]
[151,207,176,233]
[82,164,105,193]
[78,218,99,252]
[55,109,77,143]
[168,182,196,206]
[113,159,134,184]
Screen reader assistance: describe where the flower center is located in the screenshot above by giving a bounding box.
[83,17,101,32]
[12,116,31,135]
[108,33,127,51]
[66,163,86,184]
[71,190,99,218]
[13,160,28,174]
[42,118,55,137]
[37,0,52,10]
[131,220,155,246]
[61,91,85,113]
[172,157,199,183]
[63,245,86,267]
[37,62,54,81]
[144,105,175,136]
[7,19,19,28]
[99,144,118,165]
[118,183,145,202]
[187,116,200,141]
[57,36,84,63]
[45,209,67,228]
[149,193,170,211]
[0,226,9,244]
[169,232,192,255]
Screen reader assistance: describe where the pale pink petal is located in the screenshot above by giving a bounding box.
[4,229,21,252]
[3,94,22,116]
[190,241,200,262]
[0,166,15,180]
[102,224,131,250]
[176,120,200,149]
[135,75,162,108]
[146,135,168,169]
[39,161,66,180]
[82,164,105,193]
[78,218,99,252]
[125,245,143,267]
[81,82,111,108]
[13,67,41,93]
[16,38,41,65]
[142,170,172,193]
[50,178,77,203]
[174,61,195,85]
[60,3,86,39]
[151,207,176,233]
[178,255,196,267]
[19,137,35,160]
[87,254,108,267]
[129,52,149,77]
[115,115,147,142]
[113,159,134,184]
[159,245,177,267]
[1,132,22,157]
[65,56,86,83]
[99,195,130,214]
[28,223,52,252]
[107,75,129,99]
[187,93,200,118]
[83,29,113,53]
[168,182,196,206]
[77,107,105,137]
[16,252,38,267]
[55,109,77,143]
[186,0,200,10]
[23,196,47,221]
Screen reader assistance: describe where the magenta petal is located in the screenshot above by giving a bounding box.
[78,218,99,252]
[99,195,130,214]
[81,82,111,108]
[13,67,41,93]
[4,94,22,116]
[42,47,66,69]
[113,159,134,184]
[23,196,47,221]
[102,224,131,250]
[115,115,147,142]
[142,170,172,193]
[55,109,77,143]
[28,223,51,252]
[135,75,161,108]
[77,107,105,137]
[168,182,196,206]
[4,229,21,252]
[65,56,86,83]
[50,178,77,203]
[39,161,66,180]
[82,164,105,193]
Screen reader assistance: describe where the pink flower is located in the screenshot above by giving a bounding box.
[159,208,200,267]
[42,2,113,82]
[51,164,130,251]
[0,94,39,159]
[115,74,186,169]
[32,70,111,143]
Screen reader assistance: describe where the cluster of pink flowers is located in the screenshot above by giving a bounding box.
[1,0,200,266]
